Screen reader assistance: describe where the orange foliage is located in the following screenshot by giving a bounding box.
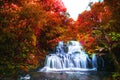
[41,0,66,12]
[82,35,96,48]
[91,2,111,24]
[75,2,112,52]
[26,53,38,65]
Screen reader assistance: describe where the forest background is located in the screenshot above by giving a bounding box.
[0,0,120,79]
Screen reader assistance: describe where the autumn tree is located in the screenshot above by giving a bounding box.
[75,10,97,52]
[37,0,67,51]
[0,0,48,78]
[76,2,120,71]
[0,0,69,78]
[91,1,120,71]
[103,0,120,71]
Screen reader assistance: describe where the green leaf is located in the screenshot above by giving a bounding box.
[22,53,26,58]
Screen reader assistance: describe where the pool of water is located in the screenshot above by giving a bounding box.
[29,71,115,80]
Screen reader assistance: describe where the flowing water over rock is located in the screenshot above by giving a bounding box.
[39,40,104,72]
[20,41,118,80]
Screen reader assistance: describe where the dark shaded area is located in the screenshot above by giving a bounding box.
[30,71,114,80]
[101,44,120,72]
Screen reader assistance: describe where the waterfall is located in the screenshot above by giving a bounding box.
[39,40,104,72]
[92,54,98,69]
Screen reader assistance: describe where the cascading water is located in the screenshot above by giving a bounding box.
[39,40,104,72]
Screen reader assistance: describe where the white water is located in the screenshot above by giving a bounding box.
[39,40,103,72]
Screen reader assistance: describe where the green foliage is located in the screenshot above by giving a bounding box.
[112,72,120,80]
[108,32,120,41]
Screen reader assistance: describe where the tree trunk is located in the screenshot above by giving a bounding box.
[103,31,120,72]
[107,47,120,72]
[93,25,120,72]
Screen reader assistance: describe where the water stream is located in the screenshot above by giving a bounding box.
[39,40,104,72]
[30,71,113,80]
[20,41,119,80]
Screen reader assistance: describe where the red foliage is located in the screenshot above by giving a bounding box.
[41,0,66,12]
[75,2,112,51]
